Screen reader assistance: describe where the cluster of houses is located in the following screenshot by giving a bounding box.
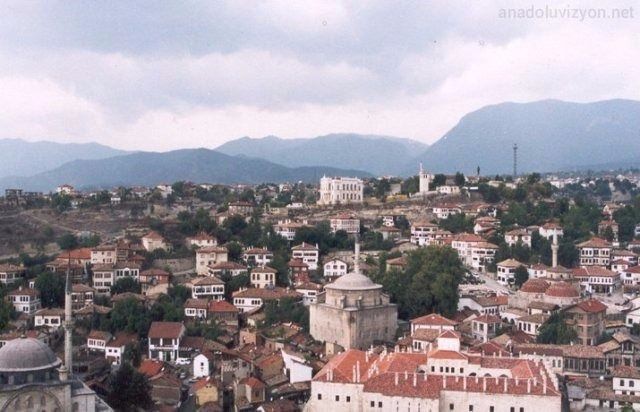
[4,174,640,411]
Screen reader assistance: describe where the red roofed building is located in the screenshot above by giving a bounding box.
[307,331,561,411]
[572,266,620,294]
[148,321,186,362]
[577,237,612,267]
[565,299,607,345]
[410,313,458,334]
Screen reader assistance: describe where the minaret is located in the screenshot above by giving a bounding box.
[551,232,559,268]
[62,262,73,379]
[354,236,360,275]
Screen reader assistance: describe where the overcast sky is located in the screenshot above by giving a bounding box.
[1,1,638,151]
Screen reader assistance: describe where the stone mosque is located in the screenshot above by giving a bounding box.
[0,270,111,411]
[310,241,397,351]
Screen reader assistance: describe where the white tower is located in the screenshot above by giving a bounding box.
[62,264,73,379]
[419,163,432,194]
[551,232,559,268]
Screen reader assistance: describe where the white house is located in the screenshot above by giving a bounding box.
[7,286,40,314]
[282,349,313,383]
[243,248,274,267]
[232,287,301,313]
[329,214,360,234]
[577,237,612,267]
[191,276,225,300]
[538,222,563,239]
[432,203,461,219]
[148,321,186,363]
[141,230,169,252]
[291,242,319,271]
[410,221,439,246]
[323,258,348,278]
[496,259,525,286]
[87,330,112,352]
[193,352,212,378]
[250,266,277,289]
[184,298,209,320]
[196,246,229,276]
[34,308,64,329]
[505,229,532,248]
[186,232,217,249]
[105,332,138,365]
[294,282,323,305]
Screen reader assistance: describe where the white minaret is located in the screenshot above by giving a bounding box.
[419,163,431,194]
[551,232,559,268]
[354,237,360,275]
[62,263,73,379]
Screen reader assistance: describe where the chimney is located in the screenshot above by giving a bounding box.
[404,370,408,380]
[482,378,486,391]
[443,376,447,388]
[504,377,507,392]
[356,361,360,383]
[395,372,399,386]
[527,379,531,393]
[463,376,467,390]
[413,373,417,387]
[352,366,356,382]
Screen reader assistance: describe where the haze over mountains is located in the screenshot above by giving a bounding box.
[215,134,428,176]
[411,99,640,175]
[0,139,128,178]
[0,149,370,192]
[2,99,639,192]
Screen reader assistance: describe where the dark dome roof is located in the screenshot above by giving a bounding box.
[0,337,61,372]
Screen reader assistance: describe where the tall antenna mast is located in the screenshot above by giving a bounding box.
[513,143,518,178]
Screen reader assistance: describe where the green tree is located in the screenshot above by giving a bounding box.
[537,313,577,344]
[35,272,65,308]
[432,174,446,188]
[123,342,142,367]
[377,246,464,319]
[111,277,142,295]
[110,298,150,336]
[107,363,153,411]
[0,287,15,330]
[514,265,529,288]
[57,233,78,251]
[454,172,465,187]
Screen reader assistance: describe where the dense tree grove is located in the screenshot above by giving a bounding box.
[372,246,464,319]
[107,363,153,411]
[35,272,65,308]
[536,313,578,344]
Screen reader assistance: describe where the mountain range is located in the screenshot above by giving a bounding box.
[0,139,128,178]
[2,99,640,192]
[411,99,640,175]
[0,149,370,192]
[215,133,428,176]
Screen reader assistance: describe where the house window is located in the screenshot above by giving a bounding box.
[510,408,515,412]
[520,408,524,412]
[371,401,375,407]
[317,393,322,400]
[346,396,350,403]
[490,407,495,412]
[335,395,339,402]
[631,381,635,387]
[450,404,454,410]
[469,406,474,412]
[378,402,383,408]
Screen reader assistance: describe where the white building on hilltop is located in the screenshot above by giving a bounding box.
[317,176,363,206]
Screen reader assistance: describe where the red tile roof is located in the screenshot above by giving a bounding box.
[411,313,458,327]
[148,321,185,339]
